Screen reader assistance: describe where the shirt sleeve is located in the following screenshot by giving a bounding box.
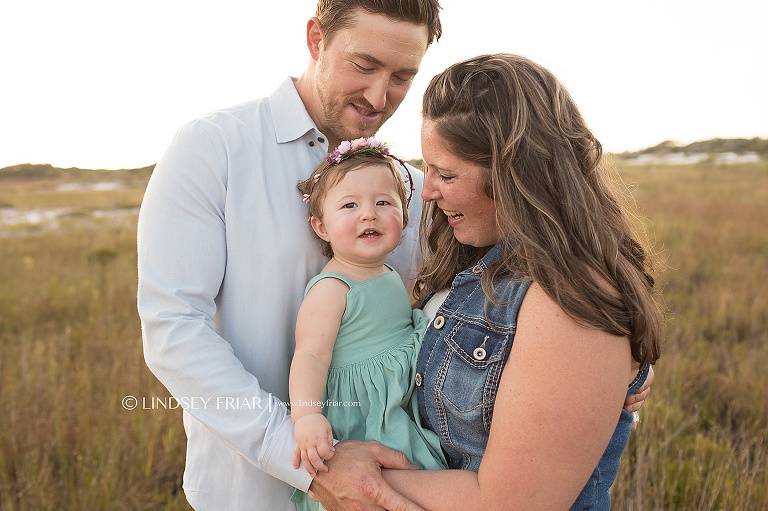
[137,118,312,491]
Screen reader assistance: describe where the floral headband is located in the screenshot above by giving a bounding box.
[327,136,391,164]
[301,136,415,205]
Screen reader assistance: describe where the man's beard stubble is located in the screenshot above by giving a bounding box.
[316,87,391,143]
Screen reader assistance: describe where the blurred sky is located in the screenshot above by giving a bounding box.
[1,0,766,169]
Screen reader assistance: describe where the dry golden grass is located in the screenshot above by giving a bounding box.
[1,176,188,510]
[611,160,768,510]
[1,160,766,509]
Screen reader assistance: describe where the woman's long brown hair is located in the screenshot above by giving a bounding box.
[415,54,664,365]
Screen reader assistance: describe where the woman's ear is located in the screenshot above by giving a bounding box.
[306,17,323,61]
[310,216,330,241]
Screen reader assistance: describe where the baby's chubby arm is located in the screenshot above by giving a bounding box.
[289,277,349,477]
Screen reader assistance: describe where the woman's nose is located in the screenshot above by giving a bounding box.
[421,171,440,201]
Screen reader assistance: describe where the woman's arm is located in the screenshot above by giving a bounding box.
[289,277,348,476]
[384,282,634,510]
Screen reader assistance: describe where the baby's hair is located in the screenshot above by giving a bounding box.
[298,150,411,257]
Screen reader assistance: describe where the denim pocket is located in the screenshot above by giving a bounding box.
[437,322,510,432]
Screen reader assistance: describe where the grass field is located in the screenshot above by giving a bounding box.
[0,160,766,510]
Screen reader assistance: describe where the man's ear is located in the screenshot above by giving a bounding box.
[307,17,323,61]
[310,216,330,241]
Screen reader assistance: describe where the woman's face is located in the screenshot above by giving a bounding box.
[420,120,500,248]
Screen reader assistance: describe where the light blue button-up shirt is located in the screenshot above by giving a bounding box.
[138,77,424,510]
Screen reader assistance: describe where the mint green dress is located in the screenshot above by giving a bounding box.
[291,268,447,510]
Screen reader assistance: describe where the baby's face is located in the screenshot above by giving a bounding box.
[312,164,405,265]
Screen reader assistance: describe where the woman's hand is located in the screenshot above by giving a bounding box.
[309,440,424,511]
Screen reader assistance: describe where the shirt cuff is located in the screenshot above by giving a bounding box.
[260,407,314,491]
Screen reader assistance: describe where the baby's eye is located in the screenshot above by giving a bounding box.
[376,200,391,206]
[342,202,357,209]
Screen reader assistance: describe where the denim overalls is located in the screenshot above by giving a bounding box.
[415,242,649,510]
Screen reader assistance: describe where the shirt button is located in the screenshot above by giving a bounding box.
[309,141,315,147]
[433,315,445,329]
[318,136,325,144]
[472,265,483,274]
[415,373,423,386]
[473,347,487,361]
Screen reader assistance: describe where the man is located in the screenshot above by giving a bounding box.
[137,1,442,510]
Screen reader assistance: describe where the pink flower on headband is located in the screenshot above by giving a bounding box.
[326,136,390,164]
[307,136,413,209]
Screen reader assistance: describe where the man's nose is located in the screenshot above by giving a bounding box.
[363,76,388,112]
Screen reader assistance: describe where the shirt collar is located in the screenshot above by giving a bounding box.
[476,242,504,271]
[268,77,320,144]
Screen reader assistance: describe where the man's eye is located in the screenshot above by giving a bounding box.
[392,75,410,86]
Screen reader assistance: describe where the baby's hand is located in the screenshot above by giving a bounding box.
[293,413,335,477]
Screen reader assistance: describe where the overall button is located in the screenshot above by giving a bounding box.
[415,373,423,386]
[471,264,483,274]
[473,336,489,361]
[433,315,445,329]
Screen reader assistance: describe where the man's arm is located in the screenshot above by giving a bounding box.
[137,119,310,490]
[624,364,654,431]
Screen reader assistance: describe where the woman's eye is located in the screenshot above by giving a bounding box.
[426,166,453,182]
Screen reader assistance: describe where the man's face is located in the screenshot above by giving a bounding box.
[314,10,429,143]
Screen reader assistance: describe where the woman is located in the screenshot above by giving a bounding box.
[380,53,665,510]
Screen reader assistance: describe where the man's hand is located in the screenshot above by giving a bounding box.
[308,440,424,511]
[623,365,655,431]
